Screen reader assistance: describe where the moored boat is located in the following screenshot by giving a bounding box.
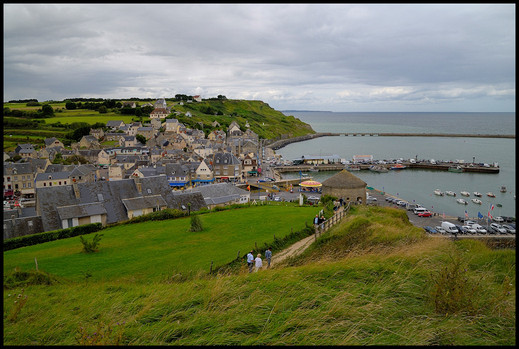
[445,191,456,196]
[456,198,468,205]
[487,192,495,197]
[473,192,482,197]
[448,166,464,173]
[460,191,470,197]
[500,186,506,193]
[434,189,444,196]
[471,198,482,205]
[369,165,388,173]
[347,165,360,171]
[390,163,406,170]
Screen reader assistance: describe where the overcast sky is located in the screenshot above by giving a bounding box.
[3,3,515,112]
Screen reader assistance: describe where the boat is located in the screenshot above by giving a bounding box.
[487,192,495,197]
[309,167,319,172]
[473,192,482,197]
[445,191,456,196]
[496,203,502,208]
[460,191,470,197]
[434,189,444,196]
[448,166,464,173]
[471,198,482,205]
[456,198,468,205]
[390,164,406,170]
[347,165,360,171]
[500,186,506,193]
[369,165,388,173]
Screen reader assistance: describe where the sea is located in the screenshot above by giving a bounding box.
[276,112,516,219]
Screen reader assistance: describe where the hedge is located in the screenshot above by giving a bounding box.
[3,223,103,251]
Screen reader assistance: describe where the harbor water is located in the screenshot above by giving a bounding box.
[277,112,516,218]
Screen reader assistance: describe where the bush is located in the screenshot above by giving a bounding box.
[3,223,103,251]
[189,214,204,232]
[79,233,103,253]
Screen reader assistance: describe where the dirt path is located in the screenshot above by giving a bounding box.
[270,233,316,267]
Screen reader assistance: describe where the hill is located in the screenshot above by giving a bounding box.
[2,205,515,345]
[3,99,315,152]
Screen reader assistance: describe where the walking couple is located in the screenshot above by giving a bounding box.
[247,247,272,273]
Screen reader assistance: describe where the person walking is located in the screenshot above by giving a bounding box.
[265,247,272,268]
[254,253,263,272]
[247,250,254,273]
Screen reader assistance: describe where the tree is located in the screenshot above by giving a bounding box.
[79,233,103,253]
[98,105,108,113]
[40,104,54,117]
[65,101,77,110]
[136,134,147,145]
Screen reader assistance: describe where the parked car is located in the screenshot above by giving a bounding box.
[492,216,505,223]
[490,223,507,234]
[471,224,488,234]
[500,216,516,223]
[435,226,447,234]
[423,226,437,233]
[464,220,476,226]
[396,200,406,206]
[455,225,467,234]
[366,196,377,202]
[418,211,432,217]
[462,225,477,234]
[501,224,516,234]
[273,196,281,202]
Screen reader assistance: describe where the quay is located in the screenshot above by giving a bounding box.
[273,162,499,174]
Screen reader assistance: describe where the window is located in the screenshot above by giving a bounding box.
[147,188,152,194]
[28,221,33,227]
[97,193,104,201]
[44,183,46,187]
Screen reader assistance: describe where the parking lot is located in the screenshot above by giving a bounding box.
[365,189,516,237]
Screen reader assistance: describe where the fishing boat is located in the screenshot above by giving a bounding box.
[487,192,495,198]
[456,198,468,205]
[473,192,482,197]
[347,165,360,171]
[496,203,503,208]
[448,166,464,173]
[434,189,444,196]
[445,191,456,196]
[500,186,506,193]
[460,191,470,197]
[390,163,406,170]
[471,198,482,205]
[309,167,319,172]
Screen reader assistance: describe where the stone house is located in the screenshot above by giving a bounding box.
[44,137,65,149]
[211,152,242,182]
[321,169,367,204]
[78,135,100,149]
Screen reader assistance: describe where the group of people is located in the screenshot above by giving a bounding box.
[246,247,272,273]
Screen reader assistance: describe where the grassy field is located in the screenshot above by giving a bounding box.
[3,205,515,345]
[3,205,319,283]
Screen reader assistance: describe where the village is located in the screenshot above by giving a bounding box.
[3,98,287,239]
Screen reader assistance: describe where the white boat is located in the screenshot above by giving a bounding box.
[471,198,482,205]
[460,191,470,197]
[456,198,468,205]
[445,191,456,196]
[434,189,444,196]
[487,192,495,198]
[500,186,506,193]
[473,192,482,197]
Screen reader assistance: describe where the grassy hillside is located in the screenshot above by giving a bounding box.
[3,205,515,345]
[3,99,314,152]
[173,99,314,140]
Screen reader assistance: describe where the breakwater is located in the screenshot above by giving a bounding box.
[267,132,515,151]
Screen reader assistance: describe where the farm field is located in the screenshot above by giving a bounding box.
[3,205,319,282]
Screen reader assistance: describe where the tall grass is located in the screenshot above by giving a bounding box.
[3,205,515,345]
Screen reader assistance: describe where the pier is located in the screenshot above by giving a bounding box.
[273,162,499,174]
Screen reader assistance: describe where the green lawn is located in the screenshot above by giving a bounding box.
[3,205,319,282]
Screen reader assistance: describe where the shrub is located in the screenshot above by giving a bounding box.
[189,214,204,232]
[79,233,104,253]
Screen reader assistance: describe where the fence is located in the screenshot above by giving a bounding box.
[314,202,350,240]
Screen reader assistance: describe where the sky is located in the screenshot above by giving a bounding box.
[3,3,515,112]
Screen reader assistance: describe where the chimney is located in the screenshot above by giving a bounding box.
[72,183,80,199]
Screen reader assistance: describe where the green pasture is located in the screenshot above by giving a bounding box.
[44,113,138,125]
[3,205,318,283]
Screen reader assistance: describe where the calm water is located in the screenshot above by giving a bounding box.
[277,112,516,218]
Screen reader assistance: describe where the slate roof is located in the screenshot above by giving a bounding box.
[36,175,206,232]
[187,182,249,206]
[122,195,167,211]
[35,171,71,181]
[57,203,107,220]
